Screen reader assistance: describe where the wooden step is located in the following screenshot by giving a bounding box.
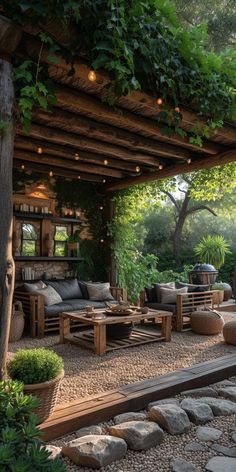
[39,353,236,441]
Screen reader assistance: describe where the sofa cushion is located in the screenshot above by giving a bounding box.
[145,302,176,314]
[86,282,114,301]
[160,286,188,304]
[47,279,82,300]
[154,282,175,303]
[78,281,89,299]
[33,286,63,306]
[145,287,157,303]
[45,299,107,316]
[176,281,210,292]
[24,280,46,292]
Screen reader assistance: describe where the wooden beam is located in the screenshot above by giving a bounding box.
[14,160,110,183]
[14,150,125,178]
[18,124,165,167]
[105,149,236,192]
[14,137,139,173]
[22,35,222,155]
[34,104,193,161]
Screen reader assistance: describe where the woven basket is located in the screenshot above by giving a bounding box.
[23,370,64,422]
[223,321,236,346]
[191,310,224,335]
[9,301,25,342]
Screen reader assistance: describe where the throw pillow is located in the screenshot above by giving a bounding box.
[176,281,210,292]
[145,287,157,303]
[86,282,114,301]
[47,279,82,300]
[160,286,188,304]
[33,286,62,306]
[24,280,46,292]
[78,281,89,299]
[154,282,175,303]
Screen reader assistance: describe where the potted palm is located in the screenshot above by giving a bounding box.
[8,348,64,422]
[211,282,225,305]
[67,229,81,256]
[194,235,231,270]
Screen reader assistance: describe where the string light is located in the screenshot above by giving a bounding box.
[158,164,163,170]
[187,158,191,164]
[49,171,53,177]
[21,164,25,170]
[104,159,108,165]
[99,206,104,210]
[88,69,96,82]
[77,175,81,179]
[102,179,106,183]
[37,147,43,154]
[135,166,140,173]
[100,239,104,243]
[74,153,80,160]
[156,98,163,106]
[175,107,180,113]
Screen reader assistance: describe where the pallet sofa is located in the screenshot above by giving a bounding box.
[14,279,127,338]
[140,281,216,332]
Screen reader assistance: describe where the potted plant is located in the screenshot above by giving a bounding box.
[211,283,225,305]
[8,347,64,422]
[67,229,81,256]
[194,235,231,270]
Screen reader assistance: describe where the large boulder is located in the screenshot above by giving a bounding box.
[180,398,214,424]
[62,435,127,468]
[148,404,191,435]
[108,420,164,450]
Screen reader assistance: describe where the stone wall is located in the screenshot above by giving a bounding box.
[15,260,71,285]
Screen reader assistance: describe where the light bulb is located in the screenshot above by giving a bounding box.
[37,147,43,154]
[187,158,191,164]
[88,70,96,82]
[135,166,140,173]
[159,164,163,170]
[157,98,163,106]
[102,179,106,183]
[99,206,104,210]
[49,171,53,177]
[21,164,25,170]
[77,175,81,179]
[175,107,180,113]
[104,159,108,165]
[75,153,80,160]
[100,239,104,243]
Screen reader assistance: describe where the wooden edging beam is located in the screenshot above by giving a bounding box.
[39,353,236,441]
[105,149,236,192]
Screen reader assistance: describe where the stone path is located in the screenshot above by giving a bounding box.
[50,377,236,471]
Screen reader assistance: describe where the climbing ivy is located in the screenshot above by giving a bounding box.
[2,0,236,142]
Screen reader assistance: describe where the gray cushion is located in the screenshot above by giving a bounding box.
[145,302,176,314]
[47,279,82,300]
[176,281,210,292]
[24,281,46,292]
[45,299,107,316]
[160,286,187,304]
[154,282,175,303]
[33,285,63,306]
[78,281,89,299]
[86,282,114,301]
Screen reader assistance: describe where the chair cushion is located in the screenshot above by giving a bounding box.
[33,286,63,306]
[160,286,188,304]
[45,299,107,316]
[78,281,89,299]
[154,282,175,303]
[145,302,176,314]
[176,281,210,292]
[86,282,114,301]
[24,280,47,292]
[47,279,83,300]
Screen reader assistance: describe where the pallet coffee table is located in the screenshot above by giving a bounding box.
[59,309,172,356]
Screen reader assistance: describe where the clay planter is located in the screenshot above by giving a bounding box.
[9,301,25,342]
[23,370,64,422]
[212,290,224,305]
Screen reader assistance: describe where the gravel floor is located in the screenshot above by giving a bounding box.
[8,312,236,405]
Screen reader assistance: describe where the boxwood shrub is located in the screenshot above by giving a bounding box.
[8,348,64,384]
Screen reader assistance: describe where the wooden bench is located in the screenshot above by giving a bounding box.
[14,286,127,338]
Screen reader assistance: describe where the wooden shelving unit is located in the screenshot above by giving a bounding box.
[14,256,84,261]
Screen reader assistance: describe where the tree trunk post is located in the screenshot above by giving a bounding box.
[0,16,22,379]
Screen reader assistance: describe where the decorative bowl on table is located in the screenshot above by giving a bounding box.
[105,304,135,316]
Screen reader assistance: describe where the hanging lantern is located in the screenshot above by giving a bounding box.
[88,69,96,82]
[135,166,140,173]
[74,153,80,160]
[49,171,53,177]
[158,164,163,170]
[104,159,108,165]
[37,147,43,154]
[156,98,163,106]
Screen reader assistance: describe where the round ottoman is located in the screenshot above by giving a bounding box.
[191,310,224,335]
[223,321,236,345]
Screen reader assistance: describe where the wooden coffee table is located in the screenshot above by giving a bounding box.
[59,309,172,356]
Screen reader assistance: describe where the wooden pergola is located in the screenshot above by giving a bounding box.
[10,21,236,191]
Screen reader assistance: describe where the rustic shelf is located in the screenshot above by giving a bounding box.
[13,211,84,224]
[14,256,84,261]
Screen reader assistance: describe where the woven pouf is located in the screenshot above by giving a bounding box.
[223,321,236,345]
[191,310,224,335]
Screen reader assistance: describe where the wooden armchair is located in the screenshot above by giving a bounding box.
[140,290,216,332]
[14,286,127,338]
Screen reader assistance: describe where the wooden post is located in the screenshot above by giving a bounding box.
[105,195,117,286]
[0,17,22,379]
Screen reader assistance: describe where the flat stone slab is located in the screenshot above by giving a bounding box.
[108,420,164,450]
[170,457,200,472]
[148,404,191,435]
[180,398,214,424]
[45,445,61,460]
[214,380,236,387]
[181,387,218,398]
[113,412,146,424]
[206,457,236,472]
[199,397,236,416]
[211,444,236,457]
[76,425,103,437]
[184,442,208,452]
[217,387,236,402]
[62,435,127,468]
[148,398,179,410]
[196,426,222,442]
